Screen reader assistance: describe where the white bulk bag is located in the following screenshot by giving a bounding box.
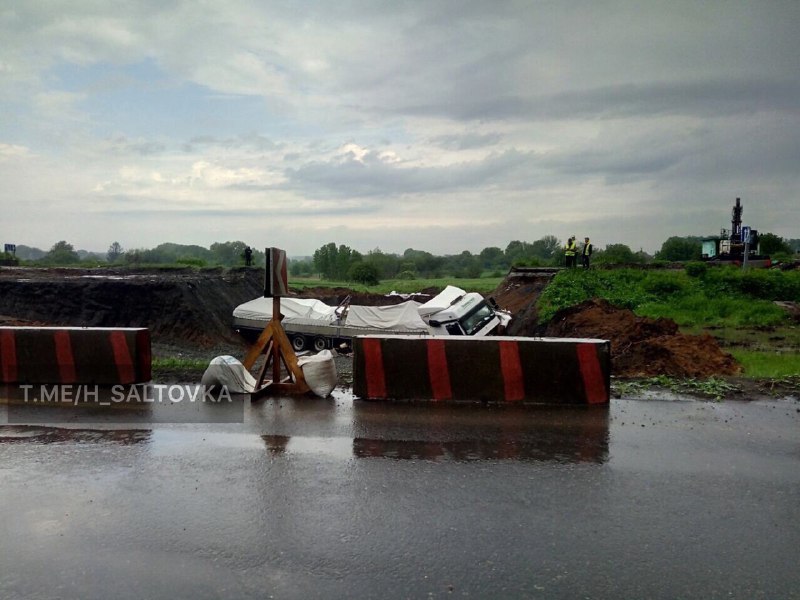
[297,350,338,398]
[201,355,257,394]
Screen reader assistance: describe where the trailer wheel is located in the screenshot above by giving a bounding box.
[313,336,328,352]
[291,335,307,352]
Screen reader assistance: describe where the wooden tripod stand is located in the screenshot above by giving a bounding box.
[242,297,309,398]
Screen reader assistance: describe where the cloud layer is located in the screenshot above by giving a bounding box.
[1,1,798,255]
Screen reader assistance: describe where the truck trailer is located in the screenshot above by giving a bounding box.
[232,285,510,352]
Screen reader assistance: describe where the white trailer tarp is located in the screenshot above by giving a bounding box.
[233,297,336,322]
[233,296,429,332]
[345,301,427,332]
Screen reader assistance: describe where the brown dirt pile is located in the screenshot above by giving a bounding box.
[489,268,557,336]
[0,267,263,347]
[0,268,436,349]
[542,298,741,378]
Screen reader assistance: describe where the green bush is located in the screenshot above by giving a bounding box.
[642,273,685,296]
[684,262,707,278]
[176,257,206,267]
[537,266,797,328]
[348,262,380,285]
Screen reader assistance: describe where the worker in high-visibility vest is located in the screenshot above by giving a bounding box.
[581,237,593,269]
[564,237,577,268]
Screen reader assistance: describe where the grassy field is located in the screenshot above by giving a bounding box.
[288,268,800,379]
[729,350,800,378]
[289,276,503,295]
[537,266,800,378]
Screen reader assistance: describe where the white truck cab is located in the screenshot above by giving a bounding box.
[418,286,509,336]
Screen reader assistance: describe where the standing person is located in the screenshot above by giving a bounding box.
[581,237,593,269]
[244,246,253,267]
[564,237,577,268]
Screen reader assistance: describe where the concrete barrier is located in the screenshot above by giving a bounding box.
[353,335,610,405]
[0,327,151,384]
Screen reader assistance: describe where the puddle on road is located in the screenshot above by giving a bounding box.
[0,423,608,464]
[0,425,151,445]
[351,435,607,463]
[1,385,614,463]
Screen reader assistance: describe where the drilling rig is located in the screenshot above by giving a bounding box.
[701,198,771,267]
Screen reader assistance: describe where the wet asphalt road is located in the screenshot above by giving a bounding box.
[1,392,799,599]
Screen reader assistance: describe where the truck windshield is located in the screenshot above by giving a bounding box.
[458,302,495,336]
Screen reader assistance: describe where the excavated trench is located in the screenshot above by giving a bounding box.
[0,266,740,379]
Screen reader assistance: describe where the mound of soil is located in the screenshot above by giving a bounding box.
[0,268,437,350]
[489,268,557,336]
[542,299,741,378]
[0,267,263,347]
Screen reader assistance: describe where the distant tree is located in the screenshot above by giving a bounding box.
[289,258,314,277]
[125,249,142,265]
[45,240,80,264]
[786,239,800,253]
[13,245,46,261]
[348,262,380,285]
[593,243,642,265]
[210,241,248,266]
[313,242,336,278]
[478,246,506,269]
[107,241,124,263]
[758,233,792,256]
[313,242,362,279]
[504,240,532,264]
[451,250,482,278]
[402,248,443,278]
[365,248,401,279]
[655,236,702,262]
[530,235,561,261]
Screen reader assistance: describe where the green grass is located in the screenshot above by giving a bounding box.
[637,296,787,328]
[537,267,799,328]
[151,357,209,372]
[729,349,800,378]
[289,276,503,295]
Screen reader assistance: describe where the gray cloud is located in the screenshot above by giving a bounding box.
[2,1,799,255]
[284,149,535,198]
[396,79,800,122]
[183,134,280,153]
[429,132,504,150]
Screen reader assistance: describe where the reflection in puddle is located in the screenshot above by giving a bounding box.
[261,435,354,459]
[263,427,609,464]
[353,434,607,463]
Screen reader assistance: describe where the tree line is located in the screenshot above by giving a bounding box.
[10,240,264,267]
[5,234,798,281]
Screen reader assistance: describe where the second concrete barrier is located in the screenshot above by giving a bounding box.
[353,335,610,405]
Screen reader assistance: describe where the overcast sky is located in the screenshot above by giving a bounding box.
[1,1,798,256]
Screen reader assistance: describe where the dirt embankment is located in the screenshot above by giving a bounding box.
[489,268,557,336]
[541,299,740,378]
[0,266,745,382]
[0,267,263,347]
[487,268,741,379]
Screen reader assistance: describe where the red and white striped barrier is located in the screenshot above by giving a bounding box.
[0,327,151,384]
[353,335,610,405]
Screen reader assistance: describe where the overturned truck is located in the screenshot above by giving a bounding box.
[233,286,510,352]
